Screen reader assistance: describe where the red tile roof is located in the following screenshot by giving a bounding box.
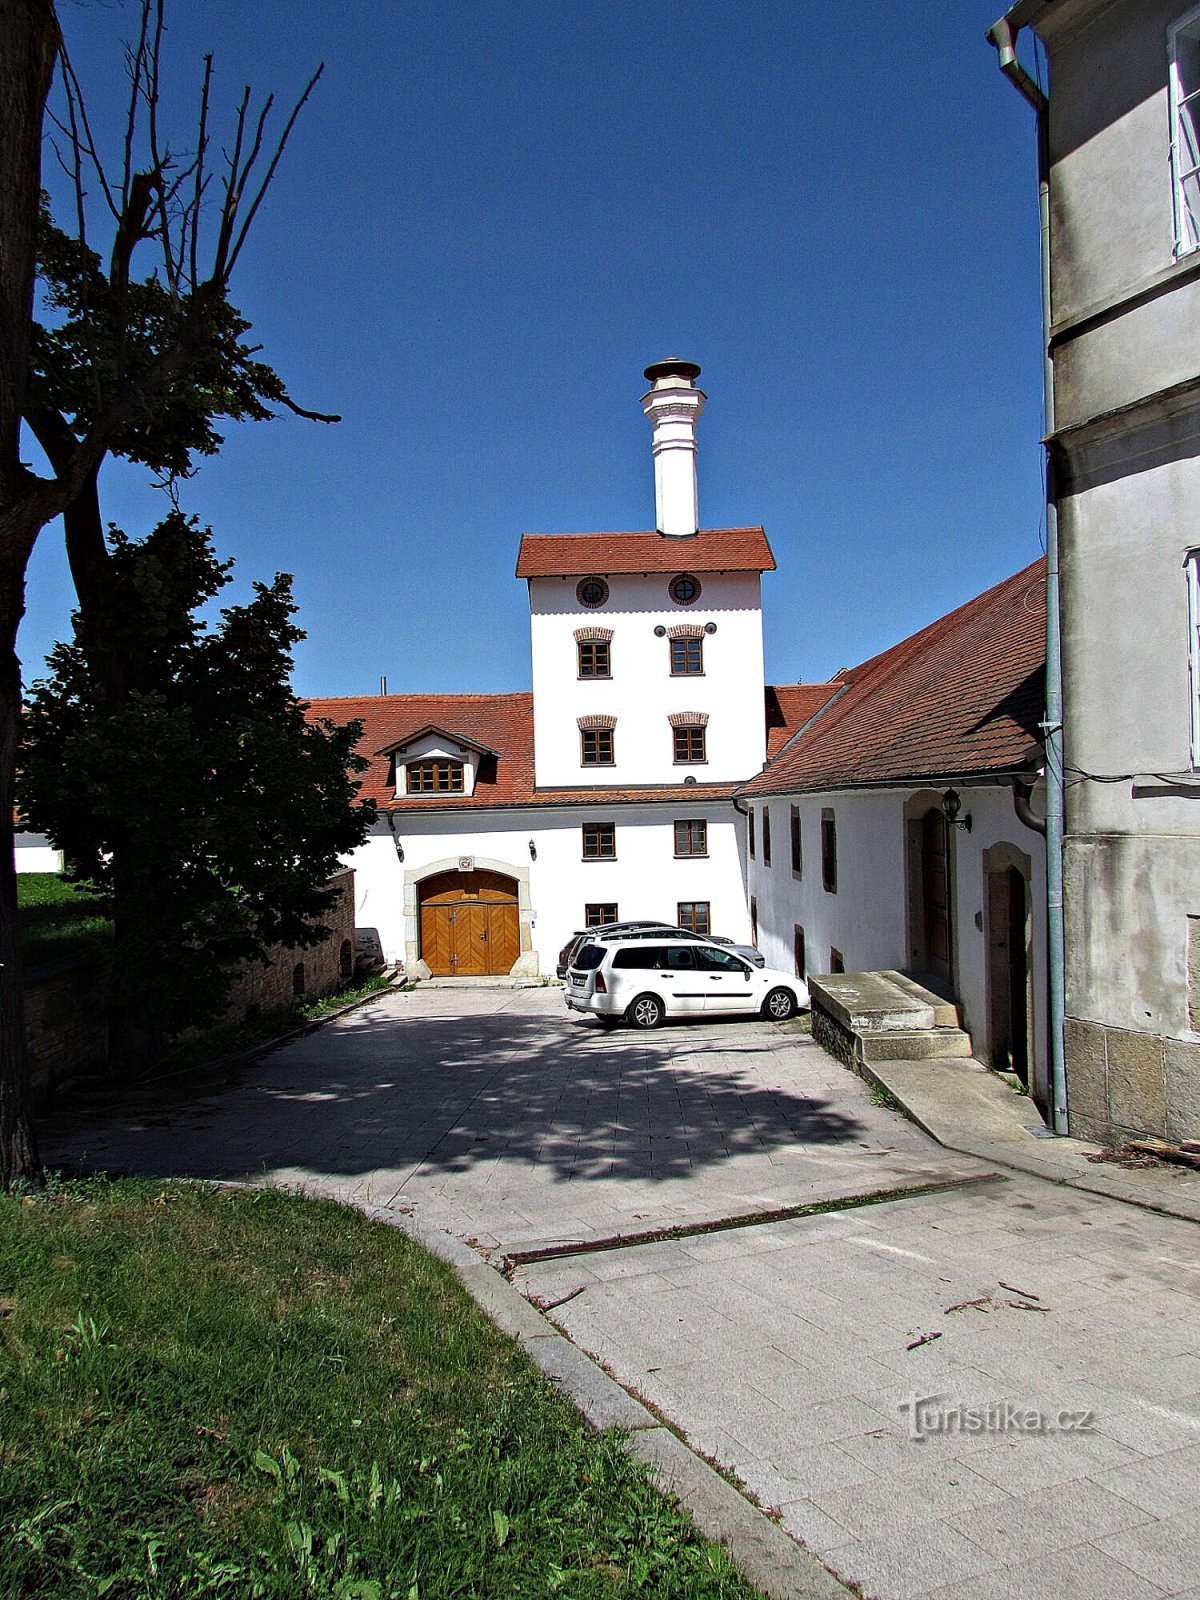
[305,693,534,811]
[739,559,1047,797]
[765,683,840,757]
[305,685,803,812]
[515,527,776,578]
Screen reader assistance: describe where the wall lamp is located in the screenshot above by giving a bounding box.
[942,787,972,832]
[528,838,537,860]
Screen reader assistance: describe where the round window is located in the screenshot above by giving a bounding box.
[577,576,610,608]
[669,573,701,605]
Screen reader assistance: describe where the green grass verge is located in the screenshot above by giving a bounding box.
[16,874,111,968]
[0,1181,764,1599]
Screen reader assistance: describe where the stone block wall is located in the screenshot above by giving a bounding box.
[26,871,356,1100]
[219,871,356,1023]
[26,959,108,1101]
[1065,1017,1200,1145]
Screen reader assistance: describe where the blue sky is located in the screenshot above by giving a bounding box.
[25,0,1046,700]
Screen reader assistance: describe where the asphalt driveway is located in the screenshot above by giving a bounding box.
[41,983,985,1254]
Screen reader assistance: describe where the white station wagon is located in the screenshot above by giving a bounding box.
[564,936,810,1029]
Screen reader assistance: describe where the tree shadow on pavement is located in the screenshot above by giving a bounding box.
[40,1001,876,1188]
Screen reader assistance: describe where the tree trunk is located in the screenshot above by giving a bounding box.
[0,0,58,1188]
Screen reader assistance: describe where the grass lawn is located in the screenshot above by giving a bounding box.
[0,1181,766,1599]
[16,873,111,968]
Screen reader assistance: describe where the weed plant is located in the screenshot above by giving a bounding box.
[0,1181,762,1599]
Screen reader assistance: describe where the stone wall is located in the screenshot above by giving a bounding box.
[26,959,108,1101]
[26,871,356,1100]
[219,871,356,1023]
[1065,1018,1199,1146]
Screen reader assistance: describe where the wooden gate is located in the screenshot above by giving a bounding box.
[418,870,520,976]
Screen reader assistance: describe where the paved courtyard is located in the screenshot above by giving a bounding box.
[41,984,1200,1599]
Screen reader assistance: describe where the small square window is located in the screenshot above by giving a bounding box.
[582,822,615,859]
[674,818,708,856]
[670,637,703,674]
[586,902,618,926]
[678,901,711,935]
[581,728,614,765]
[673,725,706,763]
[578,640,611,678]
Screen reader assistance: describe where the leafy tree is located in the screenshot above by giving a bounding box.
[0,0,332,1183]
[20,513,372,1075]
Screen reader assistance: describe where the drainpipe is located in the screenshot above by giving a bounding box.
[1012,774,1046,836]
[989,15,1068,1134]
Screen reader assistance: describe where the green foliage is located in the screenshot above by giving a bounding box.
[18,515,373,1045]
[0,1182,763,1599]
[31,214,290,480]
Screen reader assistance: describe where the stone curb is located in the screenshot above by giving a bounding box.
[360,1204,853,1600]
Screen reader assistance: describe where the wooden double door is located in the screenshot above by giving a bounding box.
[419,869,520,977]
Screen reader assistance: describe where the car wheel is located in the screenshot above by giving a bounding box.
[627,993,665,1030]
[763,986,796,1021]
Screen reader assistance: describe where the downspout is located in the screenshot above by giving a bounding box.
[988,15,1068,1134]
[1012,774,1046,836]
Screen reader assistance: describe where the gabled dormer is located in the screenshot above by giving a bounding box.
[378,725,499,799]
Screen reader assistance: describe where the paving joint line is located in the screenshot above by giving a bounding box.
[499,1170,1005,1273]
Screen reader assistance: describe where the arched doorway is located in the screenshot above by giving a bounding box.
[418,869,520,976]
[905,795,954,993]
[984,845,1033,1082]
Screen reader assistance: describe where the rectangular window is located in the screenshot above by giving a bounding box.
[790,805,802,876]
[581,727,614,765]
[762,806,772,866]
[407,760,464,793]
[586,902,618,926]
[829,947,845,974]
[673,818,708,856]
[1172,11,1200,256]
[821,807,838,893]
[1188,550,1200,765]
[578,640,611,678]
[793,924,806,979]
[670,637,703,675]
[582,822,615,859]
[750,895,758,946]
[673,725,706,763]
[748,806,756,859]
[677,901,711,935]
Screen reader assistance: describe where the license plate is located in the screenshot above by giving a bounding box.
[571,973,585,987]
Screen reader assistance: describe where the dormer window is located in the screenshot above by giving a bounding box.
[407,759,464,794]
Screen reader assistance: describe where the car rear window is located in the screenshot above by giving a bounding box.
[612,946,666,969]
[573,944,606,971]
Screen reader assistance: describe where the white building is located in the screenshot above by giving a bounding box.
[311,359,1049,1110]
[310,360,806,979]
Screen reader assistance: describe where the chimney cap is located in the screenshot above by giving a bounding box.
[643,357,702,384]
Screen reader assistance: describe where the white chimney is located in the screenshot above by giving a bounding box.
[641,358,706,538]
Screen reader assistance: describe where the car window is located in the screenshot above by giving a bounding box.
[695,945,748,973]
[612,946,660,969]
[661,946,697,970]
[573,944,606,971]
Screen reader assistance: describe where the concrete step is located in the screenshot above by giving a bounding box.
[884,970,962,1028]
[808,972,936,1033]
[859,1027,975,1062]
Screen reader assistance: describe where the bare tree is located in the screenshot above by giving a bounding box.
[0,0,334,1187]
